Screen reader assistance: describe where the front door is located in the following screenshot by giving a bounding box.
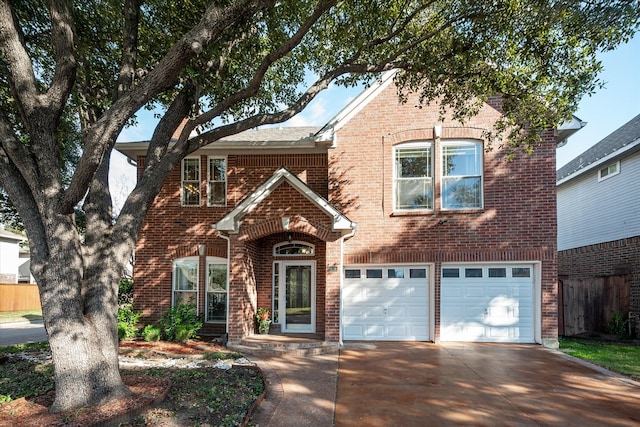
[277,261,315,333]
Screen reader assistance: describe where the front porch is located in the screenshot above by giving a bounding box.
[227,330,339,357]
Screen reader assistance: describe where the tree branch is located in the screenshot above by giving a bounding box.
[194,0,338,127]
[114,0,141,101]
[62,0,276,212]
[47,0,77,116]
[0,2,40,120]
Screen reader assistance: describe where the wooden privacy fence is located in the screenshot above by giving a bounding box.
[558,275,630,336]
[0,283,41,312]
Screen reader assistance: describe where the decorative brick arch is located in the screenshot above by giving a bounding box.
[238,216,338,242]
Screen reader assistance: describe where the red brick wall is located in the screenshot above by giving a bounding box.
[330,83,559,343]
[133,153,330,330]
[134,82,559,345]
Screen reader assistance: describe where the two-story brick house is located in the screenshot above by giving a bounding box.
[117,71,578,348]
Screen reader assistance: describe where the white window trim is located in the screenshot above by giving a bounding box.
[207,156,227,207]
[205,256,228,324]
[172,256,199,311]
[598,160,620,182]
[393,141,434,212]
[273,260,316,333]
[181,157,201,206]
[440,139,484,211]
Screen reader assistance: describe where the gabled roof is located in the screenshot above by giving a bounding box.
[557,114,640,184]
[315,70,397,143]
[213,167,355,233]
[216,126,322,143]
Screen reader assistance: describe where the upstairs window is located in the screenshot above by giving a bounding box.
[394,142,433,210]
[441,141,483,210]
[598,161,620,182]
[181,158,200,206]
[208,157,227,206]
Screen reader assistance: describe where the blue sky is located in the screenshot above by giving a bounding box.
[111,33,640,204]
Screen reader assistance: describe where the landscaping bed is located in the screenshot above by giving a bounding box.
[0,339,265,426]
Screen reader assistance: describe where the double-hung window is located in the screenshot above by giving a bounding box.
[208,157,227,206]
[173,258,198,307]
[394,142,433,210]
[181,158,200,206]
[206,259,228,322]
[441,141,483,209]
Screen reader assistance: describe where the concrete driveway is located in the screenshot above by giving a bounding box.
[335,342,640,426]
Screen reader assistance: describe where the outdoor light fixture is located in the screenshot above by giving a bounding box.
[281,216,290,230]
[434,125,442,139]
[287,233,293,243]
[198,244,206,256]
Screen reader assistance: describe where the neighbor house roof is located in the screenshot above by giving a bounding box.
[0,228,25,241]
[557,114,640,184]
[213,167,355,234]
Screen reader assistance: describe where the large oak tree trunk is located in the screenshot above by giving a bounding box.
[45,314,130,412]
[35,217,130,412]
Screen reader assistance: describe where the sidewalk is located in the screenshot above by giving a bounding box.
[249,352,339,426]
[0,320,47,346]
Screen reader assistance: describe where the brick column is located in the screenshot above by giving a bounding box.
[324,238,342,342]
[226,235,258,343]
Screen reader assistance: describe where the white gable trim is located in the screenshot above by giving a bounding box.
[212,167,356,233]
[316,70,398,146]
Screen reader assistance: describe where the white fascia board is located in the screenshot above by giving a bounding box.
[213,167,355,233]
[557,137,640,186]
[555,115,586,148]
[316,70,398,146]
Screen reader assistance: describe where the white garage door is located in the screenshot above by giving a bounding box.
[342,265,429,341]
[440,265,534,343]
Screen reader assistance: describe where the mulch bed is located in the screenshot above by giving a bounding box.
[0,339,245,427]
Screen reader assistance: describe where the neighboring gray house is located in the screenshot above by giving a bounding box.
[557,114,640,337]
[0,227,26,283]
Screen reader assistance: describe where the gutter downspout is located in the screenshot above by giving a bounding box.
[217,231,231,335]
[339,224,357,347]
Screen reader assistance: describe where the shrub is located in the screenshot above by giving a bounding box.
[174,324,196,343]
[116,278,141,340]
[160,301,202,342]
[118,278,134,305]
[608,311,629,339]
[142,325,162,342]
[117,303,141,340]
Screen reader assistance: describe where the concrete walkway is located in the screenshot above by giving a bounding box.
[249,342,640,426]
[250,353,339,426]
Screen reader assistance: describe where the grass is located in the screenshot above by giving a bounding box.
[0,310,42,324]
[559,337,640,380]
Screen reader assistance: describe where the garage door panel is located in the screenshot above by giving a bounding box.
[343,265,429,341]
[464,287,486,298]
[441,264,534,343]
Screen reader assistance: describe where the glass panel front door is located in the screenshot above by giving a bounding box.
[278,262,315,333]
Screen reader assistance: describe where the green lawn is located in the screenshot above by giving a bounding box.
[559,337,640,380]
[0,310,42,324]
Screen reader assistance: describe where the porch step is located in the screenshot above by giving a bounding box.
[227,336,339,357]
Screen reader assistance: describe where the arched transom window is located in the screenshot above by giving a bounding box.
[273,241,315,256]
